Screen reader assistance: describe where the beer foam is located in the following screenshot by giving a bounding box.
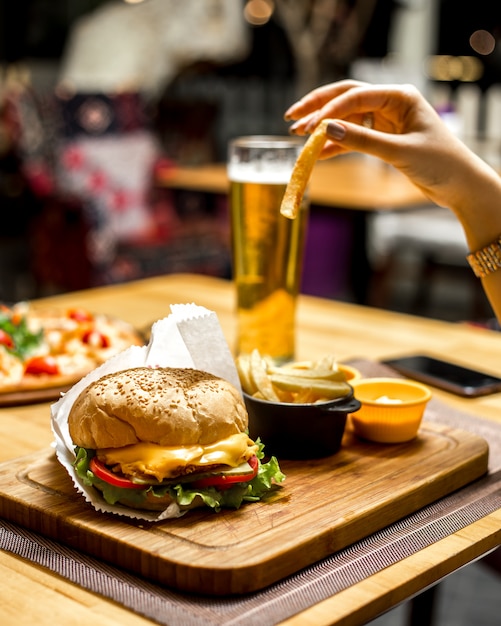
[228,162,292,184]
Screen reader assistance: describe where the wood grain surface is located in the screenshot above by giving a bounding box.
[156,156,428,210]
[0,421,488,595]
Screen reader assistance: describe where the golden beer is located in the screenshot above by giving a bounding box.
[228,136,308,363]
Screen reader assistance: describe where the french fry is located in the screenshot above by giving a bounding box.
[294,388,318,403]
[249,349,280,401]
[280,119,329,219]
[236,354,256,395]
[236,349,353,404]
[269,374,351,399]
[286,360,314,370]
[314,354,337,370]
[274,387,296,403]
[267,365,346,382]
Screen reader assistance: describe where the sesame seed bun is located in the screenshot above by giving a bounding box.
[68,366,248,450]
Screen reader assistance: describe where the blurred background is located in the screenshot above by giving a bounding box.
[1,0,501,324]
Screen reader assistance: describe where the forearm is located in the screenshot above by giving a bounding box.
[458,166,501,322]
[443,150,501,250]
[442,148,501,319]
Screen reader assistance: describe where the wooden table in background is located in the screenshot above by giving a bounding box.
[0,274,500,626]
[157,156,428,211]
[157,156,430,303]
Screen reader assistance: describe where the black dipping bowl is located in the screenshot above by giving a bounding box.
[243,388,361,459]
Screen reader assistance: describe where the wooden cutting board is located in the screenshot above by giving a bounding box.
[0,421,488,595]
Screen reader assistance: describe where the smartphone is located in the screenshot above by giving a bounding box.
[381,354,501,398]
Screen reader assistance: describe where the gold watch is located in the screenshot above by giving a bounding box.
[466,236,501,278]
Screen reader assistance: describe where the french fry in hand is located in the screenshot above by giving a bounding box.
[280,119,329,219]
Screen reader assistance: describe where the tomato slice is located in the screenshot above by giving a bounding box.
[24,355,59,375]
[90,455,259,492]
[82,329,110,348]
[89,457,145,490]
[68,308,94,322]
[191,456,259,490]
[0,329,14,350]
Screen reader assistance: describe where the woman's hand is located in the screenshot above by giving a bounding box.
[283,79,482,210]
[285,79,501,321]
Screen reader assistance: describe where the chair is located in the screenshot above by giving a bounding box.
[366,206,492,320]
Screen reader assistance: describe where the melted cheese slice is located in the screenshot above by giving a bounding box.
[98,432,258,481]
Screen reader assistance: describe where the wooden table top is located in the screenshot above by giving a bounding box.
[157,155,429,211]
[1,274,500,625]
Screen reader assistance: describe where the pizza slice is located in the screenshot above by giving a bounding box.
[0,303,144,399]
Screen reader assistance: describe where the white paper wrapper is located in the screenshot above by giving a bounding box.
[51,303,242,521]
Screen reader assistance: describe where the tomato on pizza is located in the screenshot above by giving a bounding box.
[0,303,143,394]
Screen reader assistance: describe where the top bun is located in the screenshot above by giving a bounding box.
[68,367,248,449]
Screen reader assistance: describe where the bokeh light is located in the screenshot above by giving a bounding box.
[469,29,496,56]
[425,55,484,82]
[244,0,275,26]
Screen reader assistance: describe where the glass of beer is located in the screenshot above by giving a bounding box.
[227,136,309,364]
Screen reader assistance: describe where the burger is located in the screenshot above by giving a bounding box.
[70,366,284,513]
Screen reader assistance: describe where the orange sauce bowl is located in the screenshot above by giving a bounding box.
[349,377,432,443]
[337,363,362,383]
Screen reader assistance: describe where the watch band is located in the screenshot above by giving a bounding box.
[466,235,501,278]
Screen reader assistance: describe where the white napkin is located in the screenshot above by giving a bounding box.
[51,303,241,521]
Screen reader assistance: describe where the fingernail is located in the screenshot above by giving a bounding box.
[284,102,300,119]
[289,122,299,134]
[326,121,346,141]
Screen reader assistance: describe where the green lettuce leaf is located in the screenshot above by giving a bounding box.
[0,309,43,359]
[73,440,285,513]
